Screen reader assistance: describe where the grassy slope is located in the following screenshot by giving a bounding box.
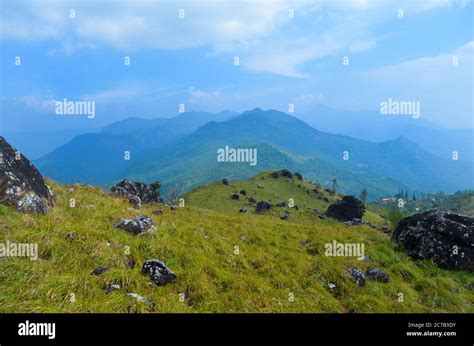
[0,171,472,313]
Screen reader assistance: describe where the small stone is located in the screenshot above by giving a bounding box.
[239,207,247,213]
[91,266,111,275]
[104,283,121,294]
[328,282,336,289]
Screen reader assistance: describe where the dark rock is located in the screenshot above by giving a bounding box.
[91,266,111,275]
[280,214,290,220]
[347,267,365,287]
[255,201,272,213]
[280,170,293,178]
[141,259,176,286]
[110,179,158,204]
[239,207,248,213]
[0,137,54,214]
[294,172,303,180]
[222,178,229,185]
[230,193,240,200]
[240,190,247,196]
[114,216,156,235]
[270,171,280,179]
[276,201,287,207]
[170,205,179,211]
[153,209,163,216]
[392,210,474,271]
[326,195,365,221]
[247,197,257,204]
[365,268,389,283]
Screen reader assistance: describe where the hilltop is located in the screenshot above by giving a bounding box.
[1,170,472,313]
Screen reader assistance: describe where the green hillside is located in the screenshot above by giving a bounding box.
[0,171,472,313]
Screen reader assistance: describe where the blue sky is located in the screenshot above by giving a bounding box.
[0,0,473,133]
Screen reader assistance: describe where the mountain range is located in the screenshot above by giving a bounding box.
[29,108,473,201]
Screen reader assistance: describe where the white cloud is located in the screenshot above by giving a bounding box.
[0,0,471,77]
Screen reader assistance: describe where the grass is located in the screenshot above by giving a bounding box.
[0,170,472,313]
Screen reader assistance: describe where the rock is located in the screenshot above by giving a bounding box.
[141,259,176,286]
[91,266,111,275]
[365,268,389,283]
[294,172,303,180]
[131,195,141,209]
[240,190,247,196]
[0,137,54,214]
[392,210,474,271]
[358,256,372,263]
[280,214,290,220]
[276,201,287,207]
[255,200,272,213]
[270,169,294,179]
[127,293,154,307]
[152,209,163,216]
[110,179,158,204]
[328,282,336,289]
[114,216,156,235]
[222,178,229,185]
[347,267,366,287]
[247,197,257,204]
[104,283,121,294]
[230,193,240,200]
[326,195,365,221]
[170,205,179,211]
[239,207,248,213]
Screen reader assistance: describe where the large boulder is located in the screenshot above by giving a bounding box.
[392,210,474,272]
[110,179,158,204]
[0,137,53,214]
[326,195,365,221]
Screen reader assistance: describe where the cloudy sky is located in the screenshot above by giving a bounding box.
[0,0,472,132]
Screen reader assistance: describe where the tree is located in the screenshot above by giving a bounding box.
[412,192,416,201]
[360,188,368,204]
[332,178,339,194]
[404,190,408,200]
[150,181,162,196]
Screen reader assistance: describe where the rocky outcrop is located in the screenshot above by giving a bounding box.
[110,179,158,204]
[114,216,156,235]
[141,259,176,286]
[0,137,53,214]
[392,210,474,272]
[326,196,365,221]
